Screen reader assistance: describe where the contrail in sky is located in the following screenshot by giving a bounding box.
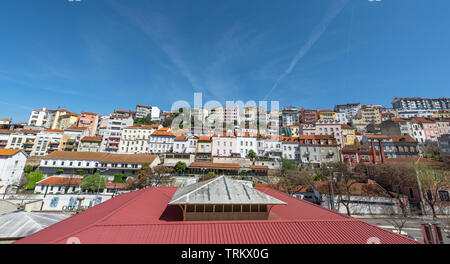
[264,0,350,100]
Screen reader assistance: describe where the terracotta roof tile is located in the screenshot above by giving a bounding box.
[0,149,22,156]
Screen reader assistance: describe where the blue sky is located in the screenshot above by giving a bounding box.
[1,0,449,122]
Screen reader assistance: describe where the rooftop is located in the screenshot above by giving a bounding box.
[168,176,286,205]
[14,185,419,244]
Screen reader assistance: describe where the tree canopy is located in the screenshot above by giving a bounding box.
[174,161,187,174]
[24,171,43,190]
[80,174,107,192]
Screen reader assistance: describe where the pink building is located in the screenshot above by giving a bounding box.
[77,112,99,136]
[412,117,449,142]
[212,133,238,157]
[300,119,344,147]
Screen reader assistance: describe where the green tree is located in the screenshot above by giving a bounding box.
[174,161,187,174]
[281,158,297,174]
[24,171,44,190]
[76,169,85,175]
[24,165,34,174]
[113,174,126,183]
[80,174,107,192]
[56,169,64,175]
[248,149,256,160]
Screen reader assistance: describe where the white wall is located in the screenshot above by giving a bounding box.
[0,152,27,192]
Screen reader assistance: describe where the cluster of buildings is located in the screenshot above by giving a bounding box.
[0,97,449,192]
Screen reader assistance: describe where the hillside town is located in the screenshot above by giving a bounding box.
[0,96,449,244]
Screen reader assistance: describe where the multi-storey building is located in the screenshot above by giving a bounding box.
[31,129,64,157]
[0,119,10,125]
[352,105,382,132]
[299,108,318,124]
[362,135,420,159]
[38,151,160,179]
[282,137,300,161]
[336,112,349,124]
[28,108,57,128]
[318,110,337,120]
[76,112,99,136]
[148,128,175,154]
[100,115,134,153]
[119,124,158,154]
[380,118,413,137]
[51,109,79,130]
[392,97,450,118]
[381,112,395,122]
[173,135,198,154]
[60,127,90,152]
[78,137,102,152]
[298,135,340,165]
[6,130,40,156]
[0,130,12,149]
[334,103,361,122]
[258,135,283,160]
[281,106,299,127]
[135,105,160,120]
[300,119,344,147]
[341,124,356,146]
[212,133,238,157]
[195,136,212,161]
[0,149,28,192]
[433,110,450,119]
[341,145,382,168]
[135,105,152,119]
[236,132,257,158]
[410,117,446,142]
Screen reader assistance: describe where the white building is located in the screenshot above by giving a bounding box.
[31,129,64,157]
[236,133,257,158]
[282,137,300,161]
[0,149,28,193]
[5,129,40,156]
[336,112,349,125]
[334,103,361,123]
[0,130,12,149]
[135,105,152,119]
[119,124,160,154]
[148,128,175,153]
[173,135,197,154]
[281,106,299,127]
[38,151,161,179]
[392,97,450,118]
[100,114,134,153]
[27,108,57,128]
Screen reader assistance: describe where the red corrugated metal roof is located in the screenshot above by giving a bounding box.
[15,187,419,244]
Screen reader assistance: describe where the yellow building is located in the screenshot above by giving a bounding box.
[433,110,450,119]
[318,110,337,120]
[51,109,79,130]
[341,124,356,146]
[352,106,382,131]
